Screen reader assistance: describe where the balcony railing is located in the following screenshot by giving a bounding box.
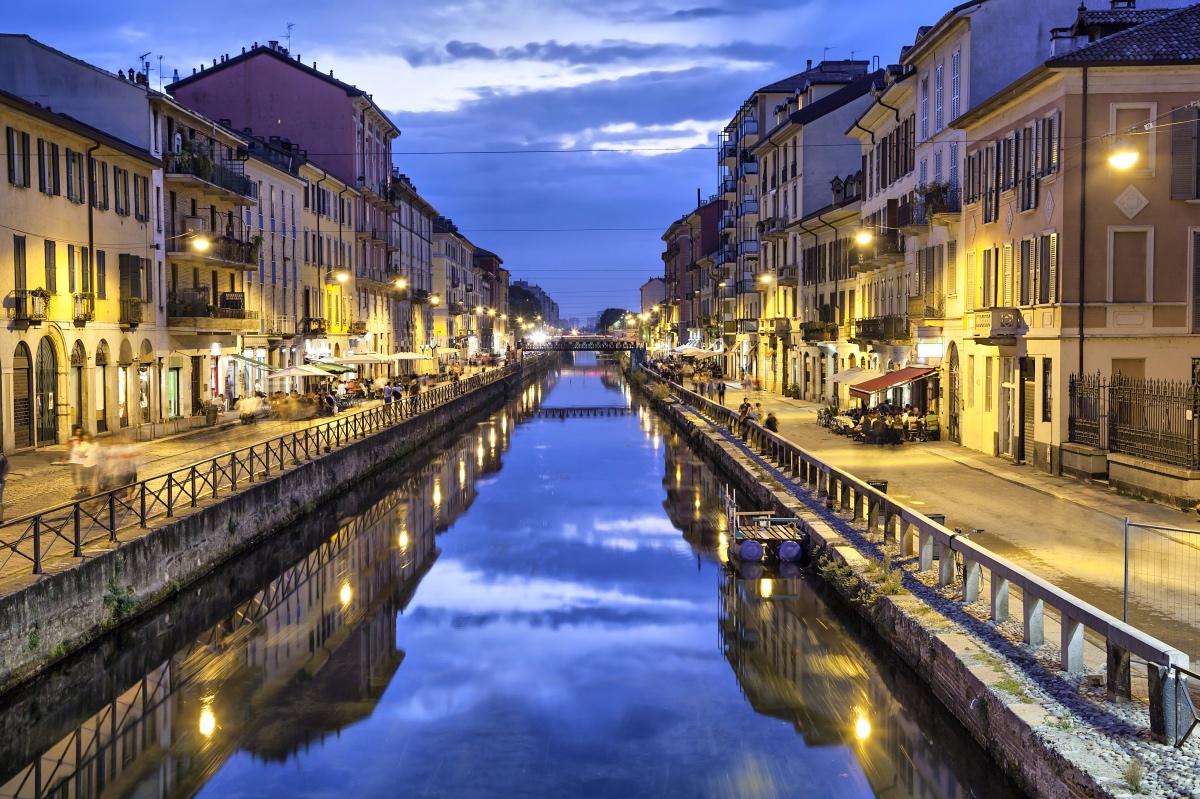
[348,320,368,335]
[854,315,909,342]
[72,292,95,322]
[11,289,48,324]
[908,295,946,320]
[720,141,738,161]
[718,213,737,233]
[411,288,431,305]
[301,316,328,336]
[167,234,258,267]
[119,297,142,327]
[800,321,838,342]
[738,160,759,177]
[720,176,737,195]
[742,119,759,137]
[448,302,467,315]
[924,184,963,217]
[267,315,296,337]
[778,264,799,286]
[164,154,257,199]
[168,290,258,321]
[738,319,759,333]
[738,240,760,255]
[897,200,928,230]
[738,199,759,216]
[972,307,1022,340]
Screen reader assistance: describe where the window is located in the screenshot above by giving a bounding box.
[14,235,27,290]
[1038,232,1057,304]
[97,250,107,299]
[921,78,929,140]
[1019,239,1034,306]
[68,244,76,293]
[44,239,56,293]
[1042,358,1053,422]
[1170,105,1200,199]
[36,139,60,195]
[1111,103,1155,178]
[6,127,31,187]
[1109,228,1152,302]
[951,51,961,120]
[949,142,959,188]
[934,150,942,184]
[985,356,994,412]
[935,64,944,133]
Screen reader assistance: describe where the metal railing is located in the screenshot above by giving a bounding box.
[268,315,296,337]
[897,200,928,229]
[166,234,258,266]
[118,297,142,326]
[72,292,95,322]
[1069,373,1200,468]
[11,289,48,323]
[0,359,542,579]
[164,154,257,198]
[638,362,1192,744]
[300,316,328,336]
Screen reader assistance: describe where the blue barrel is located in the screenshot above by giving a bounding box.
[737,561,764,581]
[737,539,764,561]
[780,562,801,579]
[777,540,802,562]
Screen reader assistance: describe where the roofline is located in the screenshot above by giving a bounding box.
[844,70,917,139]
[754,70,884,151]
[949,64,1055,130]
[901,3,981,66]
[166,46,400,138]
[791,196,862,235]
[0,87,160,165]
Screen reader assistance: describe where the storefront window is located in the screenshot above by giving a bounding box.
[168,368,181,418]
[138,366,151,424]
[118,368,128,427]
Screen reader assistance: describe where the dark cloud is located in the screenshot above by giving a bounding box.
[397,38,779,69]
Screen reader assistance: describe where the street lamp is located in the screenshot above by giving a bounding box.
[430,294,441,306]
[854,227,874,246]
[192,235,211,252]
[336,271,348,283]
[395,278,407,289]
[1109,138,1139,169]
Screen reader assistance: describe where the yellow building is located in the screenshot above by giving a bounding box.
[0,88,160,450]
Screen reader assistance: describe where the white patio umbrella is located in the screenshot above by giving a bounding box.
[265,364,329,379]
[322,352,391,365]
[389,352,433,361]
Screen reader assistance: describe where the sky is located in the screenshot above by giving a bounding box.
[10,0,952,320]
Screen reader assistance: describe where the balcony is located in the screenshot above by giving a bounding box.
[759,216,786,238]
[167,289,260,333]
[411,288,431,305]
[167,234,259,268]
[897,200,928,233]
[720,176,737,195]
[301,316,328,336]
[720,140,738,164]
[348,320,368,335]
[267,315,296,338]
[164,153,257,201]
[908,295,946,322]
[777,264,799,286]
[737,318,759,334]
[11,289,48,325]
[738,160,759,178]
[738,199,759,218]
[355,222,372,241]
[854,315,910,342]
[718,213,737,233]
[855,230,905,271]
[119,297,142,327]
[741,119,759,140]
[714,247,737,267]
[723,321,738,335]
[737,240,760,256]
[971,307,1023,342]
[925,185,963,225]
[448,301,467,316]
[800,320,838,343]
[762,318,791,335]
[72,292,95,323]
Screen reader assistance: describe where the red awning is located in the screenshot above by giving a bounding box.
[849,366,936,400]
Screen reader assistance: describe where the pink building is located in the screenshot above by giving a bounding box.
[168,42,405,352]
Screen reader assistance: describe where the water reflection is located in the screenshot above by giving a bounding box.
[0,357,1021,799]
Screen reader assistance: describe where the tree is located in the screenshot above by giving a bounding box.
[508,285,542,322]
[595,308,631,333]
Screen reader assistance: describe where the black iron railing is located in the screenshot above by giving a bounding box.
[118,297,142,326]
[1069,373,1200,468]
[165,154,257,198]
[11,289,49,323]
[0,359,545,576]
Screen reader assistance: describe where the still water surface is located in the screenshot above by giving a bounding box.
[0,356,1024,798]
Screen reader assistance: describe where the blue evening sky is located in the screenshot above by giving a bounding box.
[9,0,953,319]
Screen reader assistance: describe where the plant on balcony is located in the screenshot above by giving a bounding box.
[30,288,51,300]
[922,180,955,215]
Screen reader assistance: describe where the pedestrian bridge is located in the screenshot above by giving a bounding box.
[521,336,639,352]
[530,406,634,419]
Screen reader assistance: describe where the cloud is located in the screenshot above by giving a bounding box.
[396,38,779,70]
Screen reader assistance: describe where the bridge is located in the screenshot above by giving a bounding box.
[530,406,634,419]
[520,335,640,352]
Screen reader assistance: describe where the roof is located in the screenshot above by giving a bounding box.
[901,0,989,65]
[167,44,400,136]
[1049,4,1200,64]
[755,60,870,94]
[0,87,160,165]
[756,69,884,148]
[1073,7,1175,31]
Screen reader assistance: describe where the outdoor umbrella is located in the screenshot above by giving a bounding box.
[265,364,329,379]
[322,353,391,365]
[388,352,433,361]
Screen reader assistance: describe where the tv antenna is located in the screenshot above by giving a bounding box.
[285,22,294,52]
[138,51,151,74]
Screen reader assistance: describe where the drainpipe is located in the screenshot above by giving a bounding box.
[313,169,327,337]
[877,99,902,125]
[851,120,876,145]
[1078,66,1088,379]
[86,142,101,432]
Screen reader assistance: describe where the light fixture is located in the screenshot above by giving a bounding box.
[488,308,496,316]
[855,713,871,741]
[1109,138,1139,169]
[431,295,441,305]
[759,274,772,284]
[855,228,874,246]
[395,278,407,289]
[340,584,352,604]
[336,271,349,283]
[192,235,211,252]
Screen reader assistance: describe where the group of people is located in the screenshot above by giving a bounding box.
[738,399,779,433]
[647,358,728,405]
[64,427,143,497]
[833,405,940,445]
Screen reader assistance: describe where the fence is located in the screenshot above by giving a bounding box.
[638,360,1193,744]
[1069,373,1200,468]
[0,360,535,579]
[1126,520,1200,673]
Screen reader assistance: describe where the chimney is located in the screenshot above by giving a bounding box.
[697,188,702,208]
[806,59,812,70]
[268,40,279,50]
[831,176,845,205]
[172,69,179,83]
[1111,0,1135,8]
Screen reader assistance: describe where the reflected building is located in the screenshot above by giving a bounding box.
[662,430,726,560]
[720,568,995,799]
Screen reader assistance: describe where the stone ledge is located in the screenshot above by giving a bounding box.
[1108,452,1200,509]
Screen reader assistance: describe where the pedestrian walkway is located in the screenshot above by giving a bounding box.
[712,381,1200,645]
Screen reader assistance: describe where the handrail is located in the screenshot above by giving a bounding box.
[636,361,1191,742]
[0,357,550,581]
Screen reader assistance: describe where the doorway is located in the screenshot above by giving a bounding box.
[947,343,961,443]
[998,356,1015,457]
[13,343,32,448]
[70,340,86,430]
[35,337,58,445]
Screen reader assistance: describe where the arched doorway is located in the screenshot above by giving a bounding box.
[138,340,155,425]
[947,342,961,444]
[70,341,86,430]
[95,340,110,432]
[13,343,32,448]
[118,339,134,428]
[36,337,58,445]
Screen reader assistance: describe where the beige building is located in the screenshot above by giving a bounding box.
[432,216,474,353]
[0,89,162,450]
[299,162,357,363]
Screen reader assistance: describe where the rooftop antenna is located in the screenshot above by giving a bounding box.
[157,55,164,91]
[823,46,835,62]
[285,22,294,52]
[138,51,151,80]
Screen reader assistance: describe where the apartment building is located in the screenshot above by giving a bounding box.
[952,3,1200,498]
[299,162,358,362]
[0,89,160,450]
[661,214,694,347]
[393,173,437,367]
[472,249,506,354]
[432,216,474,351]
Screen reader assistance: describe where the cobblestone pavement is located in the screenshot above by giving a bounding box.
[703,381,1200,641]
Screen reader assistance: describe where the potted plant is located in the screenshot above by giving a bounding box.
[922,180,954,215]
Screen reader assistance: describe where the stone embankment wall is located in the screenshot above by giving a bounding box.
[0,359,555,693]
[643,390,1147,799]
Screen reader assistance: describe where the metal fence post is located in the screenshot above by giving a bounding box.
[73,505,82,557]
[1124,517,1130,623]
[33,516,42,574]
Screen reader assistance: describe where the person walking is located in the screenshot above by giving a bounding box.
[718,381,726,406]
[66,426,87,495]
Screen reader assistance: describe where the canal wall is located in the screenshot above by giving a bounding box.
[634,378,1184,799]
[0,357,558,694]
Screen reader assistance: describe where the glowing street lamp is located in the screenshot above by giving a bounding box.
[1109,138,1139,169]
[395,278,407,289]
[192,235,211,252]
[855,228,874,246]
[430,295,441,306]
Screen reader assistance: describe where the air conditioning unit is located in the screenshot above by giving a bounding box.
[182,216,208,234]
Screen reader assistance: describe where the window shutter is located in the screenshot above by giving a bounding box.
[1048,233,1058,303]
[966,250,976,309]
[36,138,46,193]
[1002,242,1013,306]
[20,132,30,188]
[947,241,957,295]
[50,143,60,195]
[1050,112,1061,172]
[5,128,14,185]
[1170,106,1198,200]
[1033,238,1041,304]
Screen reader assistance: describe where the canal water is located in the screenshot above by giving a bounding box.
[0,355,1024,799]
